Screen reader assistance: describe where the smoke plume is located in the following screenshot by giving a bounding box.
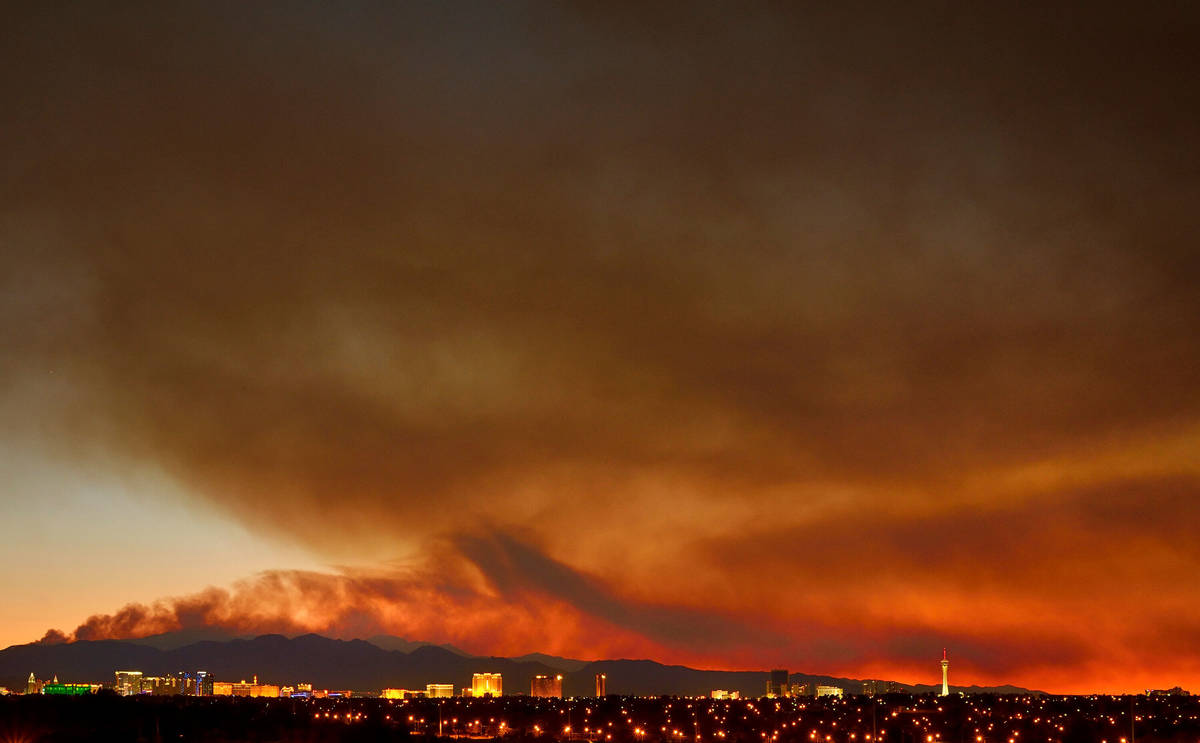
[3,1,1200,693]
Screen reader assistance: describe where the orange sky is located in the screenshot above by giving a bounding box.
[2,2,1199,696]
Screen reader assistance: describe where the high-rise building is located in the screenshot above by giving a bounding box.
[115,670,143,696]
[177,671,204,696]
[176,672,195,695]
[595,673,606,697]
[530,672,561,696]
[382,688,423,699]
[864,680,902,695]
[26,673,39,695]
[141,676,182,695]
[940,649,950,697]
[426,683,455,698]
[531,674,563,698]
[472,673,503,697]
[768,669,789,697]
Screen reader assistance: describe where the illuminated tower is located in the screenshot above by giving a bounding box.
[595,673,606,697]
[531,674,563,698]
[471,673,502,697]
[115,670,143,696]
[768,669,789,697]
[940,649,949,696]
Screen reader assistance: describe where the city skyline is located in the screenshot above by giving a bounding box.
[0,632,1163,702]
[3,2,1199,697]
[0,633,1035,700]
[10,646,1197,699]
[6,646,1028,699]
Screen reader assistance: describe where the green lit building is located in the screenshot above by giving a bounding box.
[42,683,94,696]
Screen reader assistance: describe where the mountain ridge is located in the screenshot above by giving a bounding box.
[0,632,1044,696]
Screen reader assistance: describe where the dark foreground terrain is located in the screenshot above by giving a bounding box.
[3,693,1199,743]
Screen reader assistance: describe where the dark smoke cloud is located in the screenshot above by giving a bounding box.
[40,532,770,662]
[3,1,1200,692]
[36,630,69,646]
[38,530,1100,680]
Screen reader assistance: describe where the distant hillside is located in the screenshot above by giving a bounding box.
[0,633,1042,696]
[512,652,592,673]
[365,635,472,657]
[126,628,248,650]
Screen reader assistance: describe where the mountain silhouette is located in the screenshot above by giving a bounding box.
[0,632,1042,696]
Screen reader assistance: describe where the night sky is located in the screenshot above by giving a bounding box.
[2,2,1199,694]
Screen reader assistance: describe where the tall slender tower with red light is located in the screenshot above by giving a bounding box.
[940,649,950,696]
